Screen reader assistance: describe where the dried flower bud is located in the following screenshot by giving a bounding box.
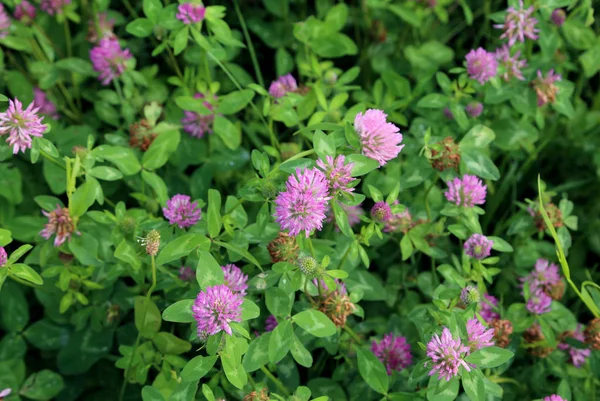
[129,119,157,151]
[584,318,600,350]
[243,388,270,401]
[267,232,299,263]
[524,323,554,358]
[490,319,513,348]
[528,202,563,231]
[431,137,460,172]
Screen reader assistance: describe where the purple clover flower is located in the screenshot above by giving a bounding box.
[384,203,412,233]
[163,194,202,229]
[41,0,71,16]
[465,48,498,85]
[494,0,539,46]
[0,4,12,38]
[0,247,7,267]
[90,38,132,85]
[181,93,216,138]
[371,333,413,375]
[465,102,483,118]
[464,234,493,260]
[444,174,487,207]
[192,284,243,336]
[534,69,561,106]
[222,264,248,296]
[316,155,354,195]
[558,325,591,368]
[371,202,392,222]
[0,389,12,399]
[522,258,561,291]
[526,289,552,315]
[176,3,206,24]
[268,74,298,98]
[495,45,527,81]
[543,396,567,401]
[354,109,404,166]
[88,12,116,43]
[551,9,566,27]
[265,315,278,332]
[15,1,37,23]
[0,98,47,154]
[466,318,495,351]
[179,266,195,282]
[480,294,500,323]
[274,167,331,237]
[443,107,454,120]
[40,205,77,247]
[426,327,471,381]
[34,88,59,120]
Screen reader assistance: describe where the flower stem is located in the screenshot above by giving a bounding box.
[260,366,290,397]
[343,325,363,345]
[233,0,264,87]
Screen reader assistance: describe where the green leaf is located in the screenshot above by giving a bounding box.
[92,145,141,176]
[313,130,336,159]
[464,346,514,368]
[143,0,163,21]
[325,3,348,31]
[36,137,60,158]
[89,166,123,181]
[268,319,293,363]
[55,58,96,76]
[201,384,215,401]
[162,299,195,323]
[6,244,33,265]
[459,125,495,149]
[196,250,225,289]
[70,181,97,217]
[134,296,162,339]
[292,309,337,337]
[175,96,212,113]
[400,234,413,261]
[488,236,513,252]
[462,369,485,401]
[347,154,380,176]
[169,381,198,401]
[213,116,242,150]
[181,355,219,381]
[20,370,64,400]
[57,327,113,375]
[290,333,313,367]
[142,130,181,170]
[0,283,29,331]
[24,319,69,351]
[141,170,169,205]
[207,189,222,238]
[417,93,448,108]
[221,342,247,389]
[153,332,192,355]
[173,26,189,55]
[557,379,572,401]
[10,263,43,285]
[388,4,421,27]
[356,347,389,395]
[156,234,209,267]
[68,233,100,266]
[265,287,292,317]
[114,239,142,271]
[126,18,155,38]
[562,20,596,50]
[242,333,271,372]
[461,151,500,181]
[216,90,254,115]
[142,387,166,401]
[241,299,260,321]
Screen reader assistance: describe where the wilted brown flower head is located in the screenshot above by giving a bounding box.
[267,232,299,263]
[430,137,460,172]
[490,319,513,348]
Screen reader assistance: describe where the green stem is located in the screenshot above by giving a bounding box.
[40,150,65,170]
[165,45,185,81]
[119,256,157,401]
[423,175,439,221]
[206,51,276,148]
[63,20,81,110]
[260,366,290,397]
[233,0,264,87]
[343,325,363,345]
[113,78,125,104]
[123,0,138,17]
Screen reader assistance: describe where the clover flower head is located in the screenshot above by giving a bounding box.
[354,109,404,166]
[0,98,47,154]
[371,333,413,375]
[192,284,243,336]
[163,194,202,229]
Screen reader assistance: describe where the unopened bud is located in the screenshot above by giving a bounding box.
[371,202,391,222]
[139,229,161,256]
[460,285,480,306]
[297,255,319,277]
